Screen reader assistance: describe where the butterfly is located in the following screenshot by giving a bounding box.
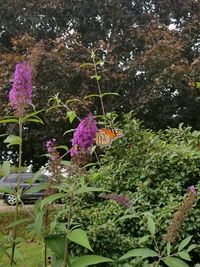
[95,128,124,147]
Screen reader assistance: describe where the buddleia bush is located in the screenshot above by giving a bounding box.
[73,113,200,260]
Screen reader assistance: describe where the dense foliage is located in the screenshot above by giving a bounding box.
[71,114,200,264]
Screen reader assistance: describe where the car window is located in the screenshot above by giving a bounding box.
[4,175,17,183]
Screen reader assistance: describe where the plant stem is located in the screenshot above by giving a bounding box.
[92,57,105,117]
[44,208,49,267]
[11,117,23,265]
[63,179,76,267]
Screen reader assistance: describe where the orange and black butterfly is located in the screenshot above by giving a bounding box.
[95,128,124,147]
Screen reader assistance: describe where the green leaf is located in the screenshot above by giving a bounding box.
[187,244,198,252]
[23,183,48,194]
[96,60,104,66]
[118,248,158,261]
[76,186,107,194]
[0,186,15,195]
[178,251,191,261]
[68,229,93,251]
[41,193,66,209]
[56,145,68,151]
[147,216,155,236]
[4,135,22,147]
[52,259,64,267]
[101,92,119,97]
[91,74,101,81]
[84,94,101,99]
[31,167,47,183]
[63,129,76,136]
[66,111,76,123]
[163,257,189,267]
[0,118,18,124]
[178,236,193,252]
[196,82,200,89]
[45,234,65,259]
[71,255,113,267]
[166,242,171,256]
[2,161,10,176]
[6,218,32,229]
[24,118,44,124]
[80,63,94,68]
[34,210,45,235]
[138,235,151,245]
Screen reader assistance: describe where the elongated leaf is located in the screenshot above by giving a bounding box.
[80,63,94,68]
[166,242,171,256]
[178,251,191,261]
[4,135,22,147]
[56,145,68,151]
[71,255,113,267]
[2,161,10,176]
[118,248,158,261]
[0,118,18,124]
[178,236,193,252]
[138,235,151,245]
[101,92,119,97]
[41,193,66,208]
[163,257,189,267]
[23,109,45,119]
[0,186,15,195]
[23,183,48,194]
[84,94,101,99]
[187,244,198,252]
[24,118,44,124]
[76,186,106,194]
[31,167,47,183]
[6,218,31,229]
[147,216,155,236]
[45,234,65,259]
[96,60,104,66]
[68,229,93,251]
[63,129,76,135]
[34,210,45,235]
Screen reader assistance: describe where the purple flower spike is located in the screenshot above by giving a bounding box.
[189,185,196,194]
[70,114,97,157]
[9,61,32,117]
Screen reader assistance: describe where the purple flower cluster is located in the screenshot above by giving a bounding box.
[9,61,32,117]
[46,138,59,161]
[189,185,196,194]
[70,114,97,157]
[100,193,131,208]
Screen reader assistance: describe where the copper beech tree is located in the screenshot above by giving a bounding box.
[0,0,200,168]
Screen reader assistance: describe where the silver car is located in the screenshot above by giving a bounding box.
[0,172,48,205]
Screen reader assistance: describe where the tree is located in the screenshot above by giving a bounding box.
[0,0,200,168]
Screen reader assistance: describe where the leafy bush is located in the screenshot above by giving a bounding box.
[73,113,200,261]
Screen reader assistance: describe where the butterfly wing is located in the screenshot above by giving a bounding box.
[96,128,124,147]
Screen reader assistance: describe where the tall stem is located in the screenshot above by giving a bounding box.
[63,179,76,267]
[92,57,105,117]
[11,117,23,265]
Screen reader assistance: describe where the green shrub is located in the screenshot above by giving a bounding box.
[72,113,200,262]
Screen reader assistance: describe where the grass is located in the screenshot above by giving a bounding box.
[0,208,52,267]
[0,241,46,267]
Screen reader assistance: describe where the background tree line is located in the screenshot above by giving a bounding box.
[0,0,200,169]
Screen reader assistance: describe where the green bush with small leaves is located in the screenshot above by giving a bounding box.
[72,113,200,264]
